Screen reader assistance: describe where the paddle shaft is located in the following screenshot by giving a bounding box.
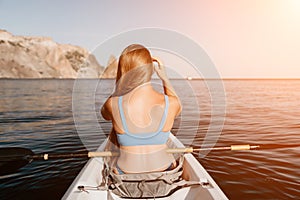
[2,143,298,161]
[166,144,260,153]
[28,145,259,160]
[89,144,264,156]
[0,143,298,175]
[30,151,119,160]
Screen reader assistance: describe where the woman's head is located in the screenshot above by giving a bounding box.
[116,44,153,82]
[113,44,155,96]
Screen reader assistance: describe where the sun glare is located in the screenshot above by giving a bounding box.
[286,0,300,12]
[276,0,300,22]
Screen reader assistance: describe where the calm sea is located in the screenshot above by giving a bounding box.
[0,79,299,200]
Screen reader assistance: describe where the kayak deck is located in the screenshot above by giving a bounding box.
[62,134,228,200]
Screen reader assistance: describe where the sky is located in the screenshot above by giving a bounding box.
[1,0,300,78]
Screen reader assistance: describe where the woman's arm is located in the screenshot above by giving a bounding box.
[153,60,182,116]
[153,61,178,97]
[101,97,112,120]
[101,98,120,149]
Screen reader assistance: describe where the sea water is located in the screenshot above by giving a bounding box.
[0,79,299,199]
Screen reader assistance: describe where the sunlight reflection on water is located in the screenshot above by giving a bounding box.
[0,79,299,199]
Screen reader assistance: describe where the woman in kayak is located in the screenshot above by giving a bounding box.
[101,44,181,174]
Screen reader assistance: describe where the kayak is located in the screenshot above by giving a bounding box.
[62,133,228,200]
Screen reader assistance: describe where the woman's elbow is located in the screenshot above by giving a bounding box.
[101,106,112,121]
[170,96,182,117]
[176,100,182,117]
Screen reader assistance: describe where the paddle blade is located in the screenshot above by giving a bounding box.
[0,147,34,175]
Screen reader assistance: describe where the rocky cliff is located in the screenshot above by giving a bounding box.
[0,30,108,78]
[100,55,118,79]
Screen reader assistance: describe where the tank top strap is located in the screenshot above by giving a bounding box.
[157,95,169,132]
[118,96,129,133]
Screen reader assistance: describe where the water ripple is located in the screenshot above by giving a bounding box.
[1,79,300,199]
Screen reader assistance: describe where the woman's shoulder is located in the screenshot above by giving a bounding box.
[101,97,113,120]
[155,92,180,105]
[166,95,181,116]
[166,95,180,103]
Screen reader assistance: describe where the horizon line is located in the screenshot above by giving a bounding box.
[1,77,300,80]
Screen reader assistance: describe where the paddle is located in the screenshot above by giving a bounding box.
[1,144,299,175]
[0,147,117,175]
[166,143,300,153]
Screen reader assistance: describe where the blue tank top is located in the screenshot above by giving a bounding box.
[116,95,171,146]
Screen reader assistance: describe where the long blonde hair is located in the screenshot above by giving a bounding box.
[112,44,154,96]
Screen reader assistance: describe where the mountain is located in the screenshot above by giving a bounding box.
[100,55,118,79]
[0,30,107,78]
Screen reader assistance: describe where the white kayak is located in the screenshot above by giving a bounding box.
[62,133,228,200]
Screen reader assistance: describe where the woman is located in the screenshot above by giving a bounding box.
[101,44,181,174]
